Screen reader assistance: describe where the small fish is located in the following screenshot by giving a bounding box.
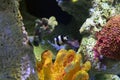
[48,40,67,51]
[54,35,68,46]
[51,35,79,51]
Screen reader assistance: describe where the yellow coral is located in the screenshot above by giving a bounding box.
[72,70,89,80]
[36,49,91,80]
[63,50,76,67]
[36,50,54,80]
[63,53,81,80]
[81,61,91,72]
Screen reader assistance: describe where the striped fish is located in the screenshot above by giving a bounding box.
[54,35,68,46]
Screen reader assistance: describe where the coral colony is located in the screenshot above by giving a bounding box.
[1,0,120,79]
[93,15,120,60]
[33,0,120,80]
[92,15,120,71]
[27,15,120,80]
[36,49,91,80]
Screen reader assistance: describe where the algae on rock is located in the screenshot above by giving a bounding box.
[0,0,38,79]
[57,0,92,22]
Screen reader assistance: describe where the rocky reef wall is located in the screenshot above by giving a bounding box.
[0,0,38,79]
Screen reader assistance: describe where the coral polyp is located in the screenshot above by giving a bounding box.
[36,49,91,80]
[93,15,120,60]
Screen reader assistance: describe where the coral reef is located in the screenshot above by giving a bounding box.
[88,15,120,75]
[80,0,120,35]
[57,0,120,79]
[36,49,91,80]
[93,15,120,60]
[78,0,120,74]
[33,16,58,46]
[77,35,96,61]
[34,16,58,39]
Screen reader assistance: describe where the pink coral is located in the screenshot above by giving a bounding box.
[93,15,120,60]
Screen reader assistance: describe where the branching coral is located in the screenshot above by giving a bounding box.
[34,16,58,38]
[33,16,58,46]
[93,15,120,60]
[36,49,91,80]
[80,0,120,35]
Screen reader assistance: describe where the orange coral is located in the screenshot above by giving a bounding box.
[36,49,91,80]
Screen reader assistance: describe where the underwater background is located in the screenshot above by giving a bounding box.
[0,0,120,80]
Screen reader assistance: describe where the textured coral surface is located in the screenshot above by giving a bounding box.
[36,49,91,80]
[93,15,120,60]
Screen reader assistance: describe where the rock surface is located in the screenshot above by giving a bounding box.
[0,0,38,79]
